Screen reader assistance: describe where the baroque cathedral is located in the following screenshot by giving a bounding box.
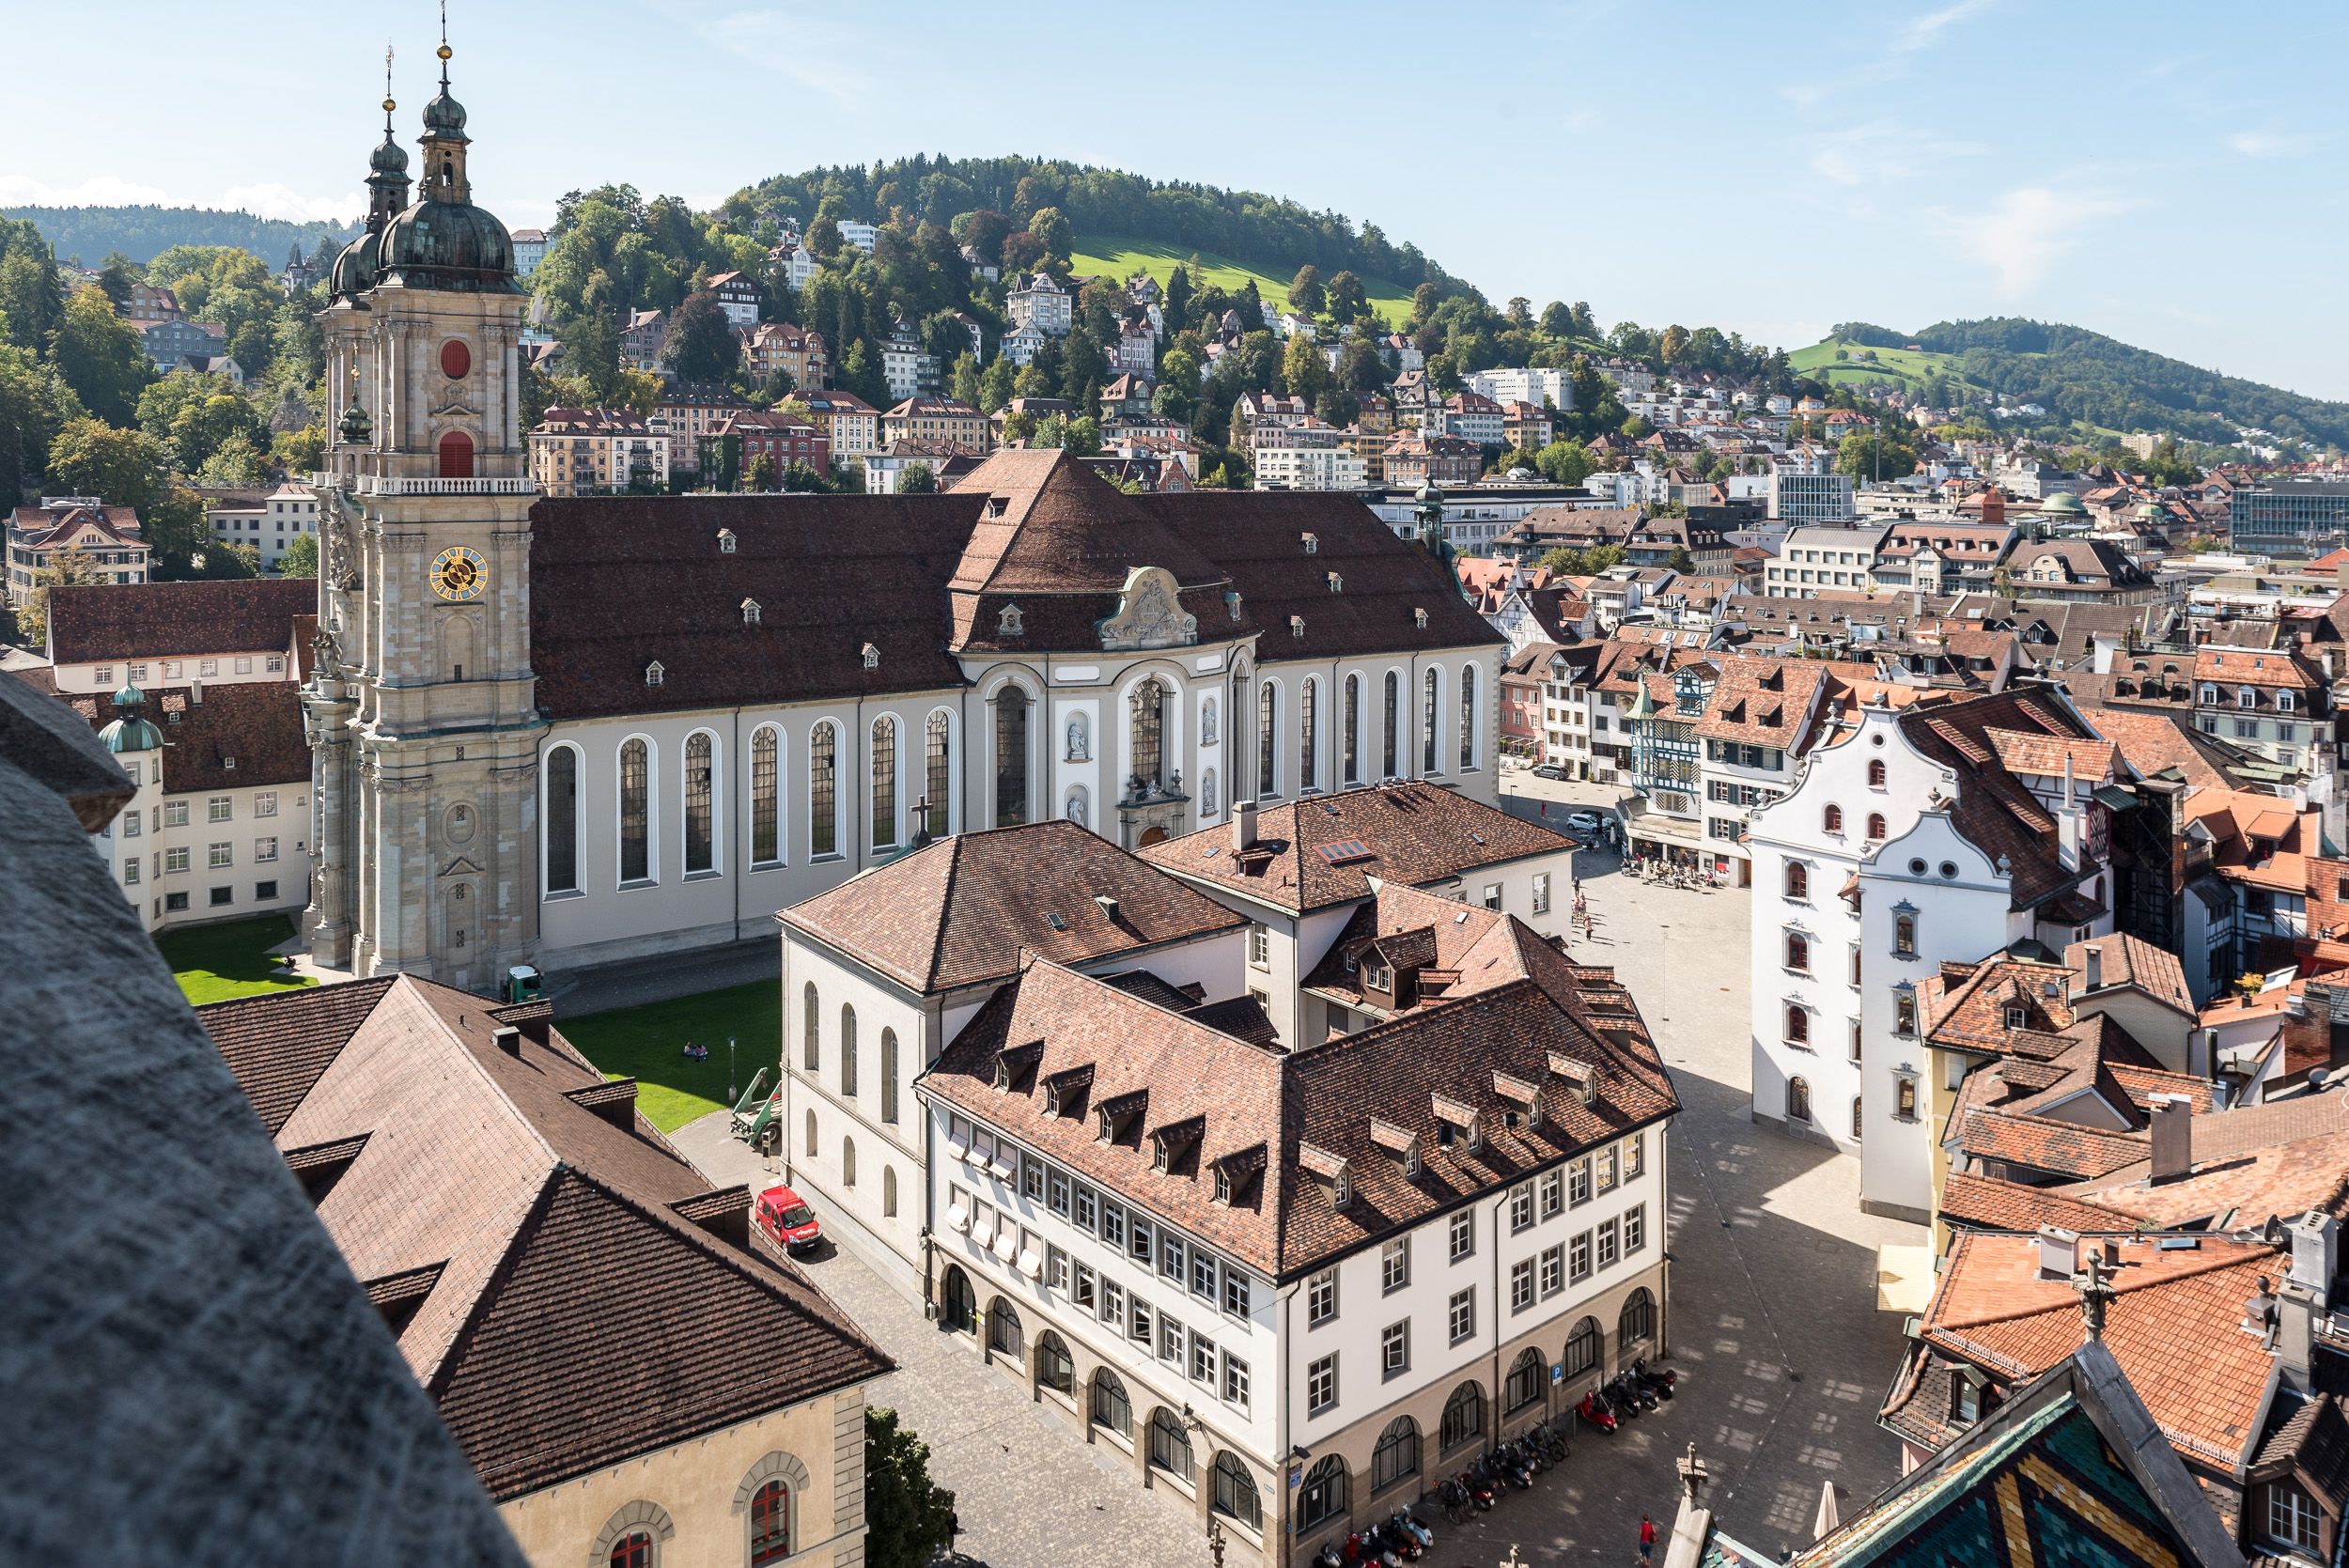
[303,49,1505,993]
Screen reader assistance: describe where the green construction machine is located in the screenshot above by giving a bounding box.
[729,1067,781,1152]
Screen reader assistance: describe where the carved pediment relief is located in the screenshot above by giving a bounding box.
[1097,566,1197,652]
[439,856,484,878]
[429,398,481,420]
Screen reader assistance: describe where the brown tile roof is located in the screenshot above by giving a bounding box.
[1906,1231,2279,1467]
[527,491,978,720]
[1937,1172,2140,1234]
[1694,656,1830,748]
[2065,933,2194,1016]
[1899,688,2110,909]
[9,502,143,551]
[2064,1093,2349,1229]
[1956,1108,2146,1180]
[1140,783,1575,914]
[2251,1393,2349,1510]
[778,819,1244,995]
[2070,705,2240,789]
[61,680,311,791]
[921,946,1674,1278]
[1300,880,1555,1015]
[2193,647,2322,691]
[46,577,313,664]
[201,976,889,1498]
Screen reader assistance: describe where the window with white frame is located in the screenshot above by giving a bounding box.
[255,837,277,862]
[1597,1217,1620,1269]
[208,796,232,823]
[1448,1288,1474,1343]
[1381,1319,1409,1376]
[2268,1480,2321,1554]
[1540,1243,1563,1296]
[1381,1237,1409,1293]
[1449,1209,1474,1262]
[1540,1170,1563,1218]
[1247,924,1269,969]
[1308,1267,1338,1326]
[1307,1352,1337,1413]
[1509,1259,1534,1312]
[1569,1157,1591,1206]
[254,791,277,817]
[1626,1203,1646,1253]
[208,843,232,869]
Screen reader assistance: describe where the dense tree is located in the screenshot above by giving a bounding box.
[1834,429,1919,481]
[949,209,1011,267]
[1531,439,1595,486]
[1538,543,1625,575]
[195,429,271,487]
[661,289,739,383]
[50,286,152,425]
[275,531,319,577]
[0,341,82,502]
[894,461,936,494]
[47,417,168,512]
[1288,264,1323,316]
[1026,205,1072,262]
[1325,270,1367,323]
[864,1408,954,1568]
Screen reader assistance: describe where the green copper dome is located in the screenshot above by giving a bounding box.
[2041,489,2088,516]
[329,227,383,297]
[369,129,410,177]
[378,198,521,293]
[422,85,466,136]
[100,684,163,754]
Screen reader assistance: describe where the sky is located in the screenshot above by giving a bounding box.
[8,0,2348,396]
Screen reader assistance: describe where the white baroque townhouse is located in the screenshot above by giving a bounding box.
[917,924,1674,1567]
[1743,687,2121,1221]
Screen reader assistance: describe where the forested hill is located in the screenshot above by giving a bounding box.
[1827,318,2349,450]
[5,206,356,268]
[721,155,1459,295]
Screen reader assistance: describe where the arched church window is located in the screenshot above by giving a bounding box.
[684,733,714,875]
[870,717,897,850]
[618,738,650,884]
[1383,671,1401,778]
[994,688,1030,827]
[1257,681,1277,800]
[1345,675,1362,784]
[925,712,951,838]
[809,723,837,858]
[544,746,579,895]
[1130,681,1166,796]
[750,727,780,866]
[1299,678,1319,792]
[1460,664,1477,770]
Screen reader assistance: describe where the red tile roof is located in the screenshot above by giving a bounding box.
[779,819,1244,995]
[62,680,311,791]
[1906,1232,2279,1467]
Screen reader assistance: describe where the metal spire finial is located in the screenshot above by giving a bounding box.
[437,1,452,81]
[381,40,396,120]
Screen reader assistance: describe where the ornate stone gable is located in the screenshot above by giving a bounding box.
[1096,566,1197,652]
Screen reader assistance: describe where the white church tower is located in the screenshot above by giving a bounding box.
[303,30,544,993]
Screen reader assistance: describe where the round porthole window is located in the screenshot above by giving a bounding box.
[440,338,471,380]
[1908,858,1928,876]
[1939,862,1959,879]
[1870,733,1886,747]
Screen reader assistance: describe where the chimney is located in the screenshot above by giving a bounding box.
[1094,893,1120,925]
[189,678,204,706]
[1233,800,1258,851]
[2278,1281,2319,1389]
[2290,1210,2338,1310]
[2036,1225,2079,1281]
[2147,1094,2192,1183]
[492,1025,521,1056]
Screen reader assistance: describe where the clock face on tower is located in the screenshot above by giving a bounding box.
[429,545,488,602]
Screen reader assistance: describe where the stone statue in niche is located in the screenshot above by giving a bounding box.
[1066,713,1090,761]
[1066,788,1088,829]
[1201,698,1218,745]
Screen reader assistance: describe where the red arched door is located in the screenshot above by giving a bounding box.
[437,430,474,479]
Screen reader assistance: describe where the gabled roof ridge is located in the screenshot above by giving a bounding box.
[920,832,972,991]
[1935,1243,2272,1336]
[421,1163,565,1399]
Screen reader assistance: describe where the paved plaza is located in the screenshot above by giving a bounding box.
[669,768,1925,1566]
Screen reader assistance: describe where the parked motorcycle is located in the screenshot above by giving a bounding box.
[1459,1465,1497,1511]
[1369,1517,1423,1561]
[1577,1389,1619,1434]
[1531,1416,1572,1464]
[1634,1356,1678,1400]
[1387,1509,1435,1551]
[1609,1371,1658,1414]
[1596,1376,1640,1421]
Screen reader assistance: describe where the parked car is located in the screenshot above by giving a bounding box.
[1531,764,1566,780]
[1565,810,1602,833]
[755,1184,824,1255]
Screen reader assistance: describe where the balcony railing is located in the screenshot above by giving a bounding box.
[355,474,538,496]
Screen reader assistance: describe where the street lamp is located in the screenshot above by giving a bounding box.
[728,1035,737,1103]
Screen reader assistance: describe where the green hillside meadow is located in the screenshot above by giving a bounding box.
[1787,337,1974,391]
[1073,235,1414,327]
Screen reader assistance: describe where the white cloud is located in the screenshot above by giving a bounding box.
[1781,83,1824,107]
[1937,184,2136,295]
[1890,0,1991,54]
[1808,123,1982,188]
[646,3,870,103]
[0,174,173,207]
[2229,128,2325,158]
[220,183,365,224]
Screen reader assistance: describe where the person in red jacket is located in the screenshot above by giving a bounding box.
[1640,1513,1658,1563]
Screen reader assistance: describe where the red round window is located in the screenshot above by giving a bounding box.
[440,338,471,380]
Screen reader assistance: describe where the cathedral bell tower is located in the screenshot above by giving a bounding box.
[305,22,544,992]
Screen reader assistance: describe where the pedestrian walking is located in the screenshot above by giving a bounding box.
[1640,1513,1657,1563]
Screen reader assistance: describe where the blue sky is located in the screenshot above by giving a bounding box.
[8,1,2348,396]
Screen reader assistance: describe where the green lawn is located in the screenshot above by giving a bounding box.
[1788,336,1983,391]
[158,914,317,1005]
[1072,234,1415,327]
[560,979,781,1133]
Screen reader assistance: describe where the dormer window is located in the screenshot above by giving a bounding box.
[1226,591,1243,622]
[861,642,880,669]
[2279,691,2295,712]
[740,598,761,625]
[1291,614,1306,639]
[1327,571,1343,593]
[1414,607,1429,629]
[645,660,664,688]
[1302,532,1319,554]
[717,528,737,553]
[998,602,1024,636]
[1333,1171,1352,1206]
[2003,1005,2026,1029]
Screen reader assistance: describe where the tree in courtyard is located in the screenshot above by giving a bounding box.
[275,532,319,578]
[894,461,936,494]
[863,1409,956,1568]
